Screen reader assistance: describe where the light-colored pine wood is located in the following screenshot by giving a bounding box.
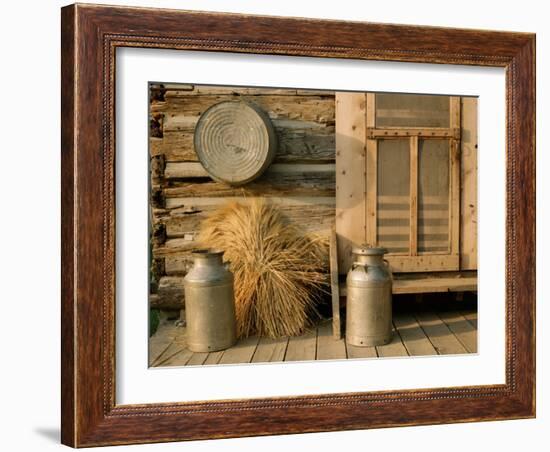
[335,92,367,273]
[449,139,461,257]
[450,97,461,129]
[284,327,317,362]
[438,311,477,353]
[367,128,459,139]
[409,136,419,255]
[415,311,467,355]
[460,97,478,270]
[393,313,437,356]
[251,336,289,363]
[329,226,341,339]
[365,93,378,247]
[392,276,477,294]
[218,336,260,365]
[316,320,347,360]
[385,254,459,272]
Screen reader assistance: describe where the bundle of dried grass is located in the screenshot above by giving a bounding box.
[198,199,328,338]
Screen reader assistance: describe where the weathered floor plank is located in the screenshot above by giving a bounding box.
[317,320,347,360]
[203,351,224,365]
[346,343,378,359]
[284,327,317,362]
[251,336,289,363]
[185,352,210,366]
[394,313,438,356]
[415,311,468,355]
[376,324,409,357]
[149,337,173,366]
[218,336,260,365]
[438,311,478,353]
[161,345,194,366]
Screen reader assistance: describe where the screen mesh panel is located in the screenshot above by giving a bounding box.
[377,139,410,253]
[375,94,450,128]
[418,139,450,253]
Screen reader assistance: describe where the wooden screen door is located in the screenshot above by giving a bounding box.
[336,92,462,273]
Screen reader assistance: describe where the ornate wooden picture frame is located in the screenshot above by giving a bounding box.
[61,3,535,447]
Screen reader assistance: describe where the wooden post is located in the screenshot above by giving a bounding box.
[409,136,419,256]
[329,226,341,339]
[335,92,367,273]
[460,97,478,269]
[450,97,462,257]
[365,93,377,247]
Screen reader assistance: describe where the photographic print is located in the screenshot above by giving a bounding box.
[61,4,535,445]
[148,84,478,367]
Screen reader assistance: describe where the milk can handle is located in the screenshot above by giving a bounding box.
[383,259,393,280]
[351,261,368,273]
[224,260,231,270]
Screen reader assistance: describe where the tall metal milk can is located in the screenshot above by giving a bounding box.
[346,246,393,346]
[183,249,237,352]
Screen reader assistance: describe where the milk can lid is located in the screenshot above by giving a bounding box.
[352,246,387,256]
[192,248,225,258]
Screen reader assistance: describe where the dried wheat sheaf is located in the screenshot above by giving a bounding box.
[198,199,329,338]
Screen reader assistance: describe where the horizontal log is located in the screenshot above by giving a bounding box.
[153,276,186,310]
[165,162,331,178]
[151,95,334,122]
[162,163,335,198]
[153,238,198,258]
[150,121,335,162]
[165,162,208,179]
[164,255,194,276]
[153,196,334,273]
[151,84,335,97]
[160,196,335,239]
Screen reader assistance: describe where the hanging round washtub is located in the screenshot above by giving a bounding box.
[193,100,277,186]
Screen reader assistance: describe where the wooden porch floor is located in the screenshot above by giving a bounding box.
[149,306,477,367]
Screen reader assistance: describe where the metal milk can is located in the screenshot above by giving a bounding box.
[346,246,393,347]
[183,249,237,352]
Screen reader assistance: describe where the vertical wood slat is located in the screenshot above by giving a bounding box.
[460,97,478,269]
[409,136,419,255]
[450,97,461,257]
[335,92,367,273]
[365,93,377,247]
[329,226,341,339]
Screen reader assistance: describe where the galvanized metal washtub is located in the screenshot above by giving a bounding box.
[194,101,277,186]
[346,246,393,347]
[183,249,237,352]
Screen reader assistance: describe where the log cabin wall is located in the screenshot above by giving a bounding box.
[149,84,336,310]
